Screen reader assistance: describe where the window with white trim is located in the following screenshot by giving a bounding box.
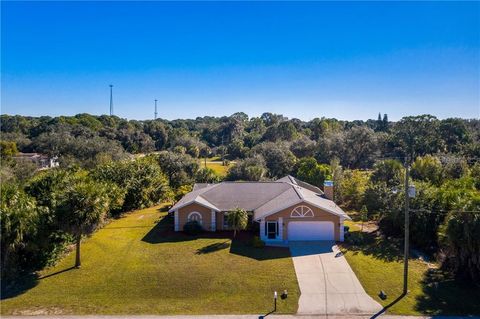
[266,221,278,239]
[290,205,314,218]
[187,212,203,225]
[223,213,229,229]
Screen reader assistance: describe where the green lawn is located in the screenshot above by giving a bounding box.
[203,159,233,177]
[344,220,361,232]
[1,205,299,315]
[341,230,480,316]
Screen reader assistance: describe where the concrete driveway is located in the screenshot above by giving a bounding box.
[289,241,383,315]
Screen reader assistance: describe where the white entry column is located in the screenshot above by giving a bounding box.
[260,218,266,241]
[174,209,179,231]
[339,218,345,241]
[211,210,216,231]
[278,217,283,240]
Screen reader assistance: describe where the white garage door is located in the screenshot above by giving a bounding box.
[288,221,334,241]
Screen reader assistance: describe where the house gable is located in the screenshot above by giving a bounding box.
[177,202,216,231]
[253,186,350,221]
[263,201,342,241]
[170,197,220,213]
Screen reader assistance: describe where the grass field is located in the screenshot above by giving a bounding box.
[203,158,233,177]
[4,207,477,316]
[341,228,480,316]
[344,220,361,232]
[1,205,299,315]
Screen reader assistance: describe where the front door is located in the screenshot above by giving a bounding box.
[267,221,277,239]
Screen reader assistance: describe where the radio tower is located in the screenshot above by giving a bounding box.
[109,84,114,116]
[154,99,158,120]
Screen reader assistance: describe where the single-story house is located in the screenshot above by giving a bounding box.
[168,175,351,245]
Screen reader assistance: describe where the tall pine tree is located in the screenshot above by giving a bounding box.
[376,112,383,131]
[382,113,389,131]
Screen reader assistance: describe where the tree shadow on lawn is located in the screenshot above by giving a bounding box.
[343,230,403,262]
[414,268,480,316]
[229,238,291,261]
[141,215,233,244]
[104,226,153,229]
[1,272,39,300]
[142,215,291,261]
[196,241,230,254]
[1,265,78,301]
[37,266,76,280]
[370,292,407,319]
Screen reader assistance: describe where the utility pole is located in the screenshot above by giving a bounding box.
[403,156,410,295]
[109,84,114,116]
[154,99,158,120]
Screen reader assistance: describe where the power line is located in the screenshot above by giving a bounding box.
[371,154,480,163]
[409,209,480,214]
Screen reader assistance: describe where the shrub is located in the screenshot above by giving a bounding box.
[1,184,39,279]
[442,155,469,179]
[183,220,202,235]
[437,180,480,282]
[226,155,267,181]
[345,231,368,246]
[471,162,480,190]
[295,157,331,188]
[91,158,171,211]
[251,236,265,248]
[337,169,369,210]
[408,181,446,252]
[370,159,403,187]
[364,182,401,216]
[411,155,444,185]
[378,209,404,238]
[344,225,351,239]
[441,210,480,282]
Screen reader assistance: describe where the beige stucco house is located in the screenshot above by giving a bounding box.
[169,176,350,245]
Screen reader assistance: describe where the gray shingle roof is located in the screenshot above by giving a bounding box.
[192,183,213,191]
[254,187,302,218]
[201,182,292,211]
[276,175,324,194]
[169,176,349,220]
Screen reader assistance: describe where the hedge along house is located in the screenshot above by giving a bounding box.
[169,176,350,245]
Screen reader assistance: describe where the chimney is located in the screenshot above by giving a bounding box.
[324,180,334,201]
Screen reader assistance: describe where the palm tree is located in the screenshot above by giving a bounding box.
[57,177,110,268]
[226,207,248,238]
[0,184,38,277]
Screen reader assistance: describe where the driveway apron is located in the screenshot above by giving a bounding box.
[289,241,383,315]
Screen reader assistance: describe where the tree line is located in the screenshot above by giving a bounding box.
[1,113,478,172]
[1,112,479,284]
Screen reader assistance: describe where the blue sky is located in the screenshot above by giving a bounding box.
[2,1,479,121]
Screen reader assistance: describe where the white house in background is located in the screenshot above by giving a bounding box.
[12,153,59,169]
